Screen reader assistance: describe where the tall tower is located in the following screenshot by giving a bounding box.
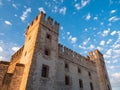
[89,50,112,90]
[18,12,59,90]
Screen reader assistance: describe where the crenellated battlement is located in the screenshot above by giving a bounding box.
[10,46,24,62]
[26,11,59,35]
[58,44,95,67]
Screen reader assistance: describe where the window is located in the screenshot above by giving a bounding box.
[44,49,50,56]
[65,75,70,85]
[65,63,69,69]
[24,51,27,56]
[78,67,81,73]
[46,33,51,39]
[107,85,110,90]
[41,65,49,78]
[88,72,92,79]
[90,82,94,90]
[79,79,83,88]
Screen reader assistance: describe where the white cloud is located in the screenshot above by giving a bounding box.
[60,26,63,30]
[89,44,95,50]
[112,72,120,79]
[102,28,110,37]
[74,0,90,10]
[0,46,3,52]
[69,36,77,43]
[100,40,105,46]
[12,47,20,52]
[59,7,67,15]
[110,10,116,14]
[81,0,90,7]
[0,56,4,60]
[12,3,18,9]
[75,4,81,10]
[20,8,31,21]
[4,20,12,25]
[107,39,112,44]
[106,60,111,64]
[96,46,103,51]
[52,6,58,13]
[78,45,87,49]
[108,16,120,22]
[113,50,120,54]
[111,31,117,36]
[71,37,77,43]
[109,66,115,69]
[113,60,118,63]
[106,49,112,55]
[38,7,46,13]
[93,16,98,20]
[83,37,90,45]
[67,32,70,35]
[85,13,91,20]
[112,44,120,49]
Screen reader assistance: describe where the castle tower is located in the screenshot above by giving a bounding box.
[18,12,59,90]
[91,49,112,90]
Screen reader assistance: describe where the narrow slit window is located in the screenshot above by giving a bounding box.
[65,63,69,69]
[78,67,81,73]
[44,49,50,56]
[46,34,51,39]
[41,65,49,78]
[90,82,94,90]
[79,79,83,88]
[65,75,70,85]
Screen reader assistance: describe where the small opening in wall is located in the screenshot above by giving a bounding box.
[24,51,27,56]
[44,49,50,56]
[90,82,94,90]
[88,72,92,79]
[78,67,81,73]
[41,64,49,78]
[65,63,69,69]
[79,79,83,88]
[46,34,51,39]
[65,75,70,85]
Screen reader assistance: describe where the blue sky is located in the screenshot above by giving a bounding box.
[0,0,120,89]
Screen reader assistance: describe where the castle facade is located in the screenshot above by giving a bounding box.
[0,12,111,90]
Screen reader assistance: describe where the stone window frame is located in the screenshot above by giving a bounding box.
[46,33,51,40]
[90,82,94,90]
[79,79,83,89]
[65,75,70,85]
[78,67,81,73]
[44,48,50,56]
[88,71,92,79]
[41,64,49,78]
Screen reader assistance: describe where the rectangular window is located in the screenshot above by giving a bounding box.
[78,67,81,73]
[79,79,83,88]
[65,75,70,85]
[90,82,94,90]
[88,72,92,79]
[46,33,51,39]
[65,63,68,69]
[44,49,50,56]
[41,65,49,78]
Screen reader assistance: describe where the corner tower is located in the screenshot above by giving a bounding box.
[18,12,59,90]
[89,50,112,90]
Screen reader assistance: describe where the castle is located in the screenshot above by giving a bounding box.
[0,12,111,90]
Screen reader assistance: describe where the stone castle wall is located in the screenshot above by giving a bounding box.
[0,61,25,90]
